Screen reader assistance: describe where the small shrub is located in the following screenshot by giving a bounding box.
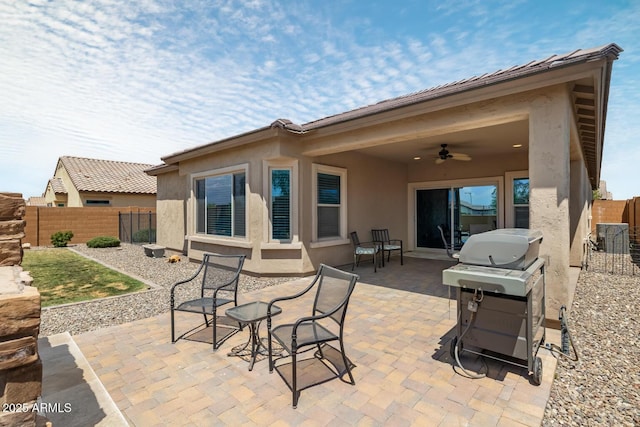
[132,228,156,243]
[87,236,121,248]
[51,230,74,247]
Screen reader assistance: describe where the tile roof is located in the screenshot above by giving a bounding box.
[153,43,621,169]
[26,196,47,206]
[49,177,67,194]
[60,156,157,194]
[299,44,622,130]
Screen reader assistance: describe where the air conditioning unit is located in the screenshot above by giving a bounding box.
[596,223,629,254]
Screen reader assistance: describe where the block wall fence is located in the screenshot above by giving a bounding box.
[24,206,156,247]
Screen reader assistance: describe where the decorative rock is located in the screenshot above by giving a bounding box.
[0,193,25,221]
[0,285,41,337]
[143,244,165,258]
[0,240,22,266]
[0,220,25,240]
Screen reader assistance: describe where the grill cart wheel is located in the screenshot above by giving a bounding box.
[532,356,543,385]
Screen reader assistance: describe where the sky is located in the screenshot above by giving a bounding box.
[1,0,638,200]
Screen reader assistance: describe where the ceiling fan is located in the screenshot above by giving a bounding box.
[435,144,472,164]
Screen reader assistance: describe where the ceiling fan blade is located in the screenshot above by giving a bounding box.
[451,153,472,161]
[435,158,445,164]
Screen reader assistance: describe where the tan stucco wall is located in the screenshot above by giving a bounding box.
[154,83,598,324]
[154,138,408,275]
[529,87,572,318]
[307,151,408,269]
[77,192,156,208]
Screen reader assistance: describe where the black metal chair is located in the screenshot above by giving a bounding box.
[371,228,403,266]
[437,224,461,260]
[267,264,359,408]
[170,253,246,350]
[350,231,381,272]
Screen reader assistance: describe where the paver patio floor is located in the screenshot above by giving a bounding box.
[66,257,558,426]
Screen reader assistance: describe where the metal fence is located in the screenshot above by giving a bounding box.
[585,225,640,275]
[119,211,156,244]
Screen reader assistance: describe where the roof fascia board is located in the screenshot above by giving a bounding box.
[160,126,277,165]
[145,163,179,176]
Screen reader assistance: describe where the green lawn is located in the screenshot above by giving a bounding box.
[22,248,148,307]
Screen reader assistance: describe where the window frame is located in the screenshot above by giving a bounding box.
[311,164,348,248]
[190,164,249,243]
[505,170,529,228]
[262,159,299,246]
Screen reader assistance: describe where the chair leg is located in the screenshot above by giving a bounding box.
[212,307,218,351]
[339,339,355,385]
[170,308,175,343]
[292,351,298,408]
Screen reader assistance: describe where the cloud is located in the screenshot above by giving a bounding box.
[1,0,638,199]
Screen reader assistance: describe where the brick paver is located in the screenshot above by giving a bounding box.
[73,256,558,426]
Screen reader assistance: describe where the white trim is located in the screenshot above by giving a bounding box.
[189,234,253,248]
[505,170,529,227]
[311,164,348,244]
[407,176,504,251]
[188,163,249,241]
[310,238,350,249]
[262,159,299,244]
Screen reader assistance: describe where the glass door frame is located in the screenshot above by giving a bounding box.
[407,176,505,251]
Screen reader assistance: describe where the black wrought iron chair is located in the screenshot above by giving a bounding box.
[437,224,460,260]
[267,264,359,408]
[350,231,381,272]
[170,253,246,350]
[371,228,403,266]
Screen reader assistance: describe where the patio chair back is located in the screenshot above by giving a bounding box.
[170,253,246,350]
[201,253,246,292]
[314,264,358,325]
[267,264,359,408]
[371,228,404,266]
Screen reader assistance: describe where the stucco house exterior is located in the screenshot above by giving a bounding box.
[43,156,157,208]
[147,44,622,318]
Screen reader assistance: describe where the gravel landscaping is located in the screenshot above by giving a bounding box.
[541,257,640,426]
[38,244,291,337]
[37,244,640,426]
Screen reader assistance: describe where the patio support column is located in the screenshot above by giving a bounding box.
[528,87,572,325]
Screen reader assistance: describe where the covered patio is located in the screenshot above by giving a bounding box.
[39,256,559,426]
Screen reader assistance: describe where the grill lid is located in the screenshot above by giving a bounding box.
[459,228,543,270]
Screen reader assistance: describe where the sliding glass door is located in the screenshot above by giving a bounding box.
[415,184,498,250]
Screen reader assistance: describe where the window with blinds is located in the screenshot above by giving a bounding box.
[195,171,246,237]
[513,177,529,228]
[317,172,341,239]
[271,169,291,240]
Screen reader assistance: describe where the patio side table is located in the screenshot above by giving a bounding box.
[225,301,282,371]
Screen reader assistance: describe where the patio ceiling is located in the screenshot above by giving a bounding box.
[352,119,529,164]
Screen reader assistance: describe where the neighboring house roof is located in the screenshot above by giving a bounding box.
[49,177,67,194]
[26,196,47,206]
[59,156,157,194]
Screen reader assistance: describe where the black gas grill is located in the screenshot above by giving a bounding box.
[442,228,546,385]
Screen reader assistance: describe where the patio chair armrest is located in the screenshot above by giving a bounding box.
[170,276,198,294]
[267,274,319,309]
[292,313,332,334]
[388,239,403,245]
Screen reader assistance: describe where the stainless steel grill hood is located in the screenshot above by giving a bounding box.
[458,228,543,270]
